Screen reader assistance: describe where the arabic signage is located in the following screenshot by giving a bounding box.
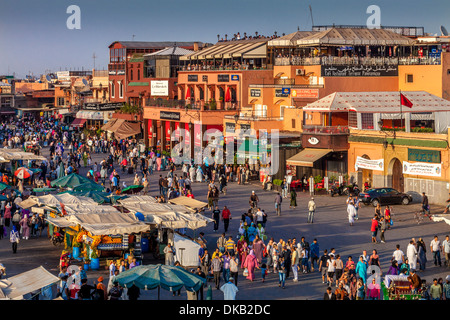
[292,89,319,99]
[160,111,180,121]
[403,161,441,177]
[354,156,384,171]
[84,102,123,111]
[188,75,198,82]
[321,65,398,77]
[408,148,441,163]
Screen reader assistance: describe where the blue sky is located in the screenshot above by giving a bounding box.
[0,0,448,78]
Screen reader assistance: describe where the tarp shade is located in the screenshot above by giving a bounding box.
[286,148,332,167]
[168,197,208,211]
[0,266,60,300]
[70,118,86,128]
[114,121,141,140]
[101,118,117,131]
[66,213,150,235]
[106,118,126,132]
[174,233,201,267]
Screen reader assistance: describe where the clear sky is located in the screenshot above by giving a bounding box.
[0,0,449,78]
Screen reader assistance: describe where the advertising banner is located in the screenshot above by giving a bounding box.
[354,156,384,171]
[151,80,169,96]
[402,161,442,177]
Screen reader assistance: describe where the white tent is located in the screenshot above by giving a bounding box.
[0,266,59,300]
[173,233,201,267]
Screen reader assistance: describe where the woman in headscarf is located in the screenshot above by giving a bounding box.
[252,235,265,265]
[19,213,30,240]
[237,236,248,269]
[256,223,267,241]
[355,255,367,284]
[243,250,258,281]
[417,238,427,271]
[196,165,203,183]
[246,222,257,243]
[347,198,357,226]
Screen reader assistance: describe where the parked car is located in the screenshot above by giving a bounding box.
[359,188,412,207]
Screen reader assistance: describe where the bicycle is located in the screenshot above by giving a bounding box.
[414,207,432,224]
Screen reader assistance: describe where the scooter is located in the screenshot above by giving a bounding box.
[51,231,64,246]
[330,183,345,197]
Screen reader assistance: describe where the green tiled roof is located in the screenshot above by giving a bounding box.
[128,82,148,86]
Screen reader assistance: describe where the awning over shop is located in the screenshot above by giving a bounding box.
[168,197,208,211]
[114,121,141,140]
[75,110,107,120]
[0,149,47,161]
[286,148,332,167]
[71,118,86,128]
[101,118,117,131]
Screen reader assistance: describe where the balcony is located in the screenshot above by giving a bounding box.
[302,125,349,135]
[145,98,240,111]
[180,64,269,72]
[274,55,441,66]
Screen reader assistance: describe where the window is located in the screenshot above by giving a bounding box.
[361,113,374,129]
[348,111,358,128]
[130,69,133,81]
[292,119,296,128]
[119,82,123,99]
[406,74,414,83]
[137,69,140,81]
[110,82,115,98]
[57,97,65,106]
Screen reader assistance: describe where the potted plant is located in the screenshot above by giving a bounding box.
[72,239,82,259]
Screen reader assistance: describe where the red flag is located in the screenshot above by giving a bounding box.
[400,93,413,108]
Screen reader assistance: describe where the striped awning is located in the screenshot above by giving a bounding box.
[286,148,332,167]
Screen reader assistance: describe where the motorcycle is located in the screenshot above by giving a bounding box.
[343,182,361,196]
[330,183,346,197]
[51,231,64,246]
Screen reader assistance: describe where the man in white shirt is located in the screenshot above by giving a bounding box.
[220,277,238,300]
[392,245,405,265]
[255,208,264,225]
[442,235,450,267]
[406,240,418,270]
[430,235,442,267]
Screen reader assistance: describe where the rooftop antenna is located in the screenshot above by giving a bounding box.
[92,52,97,70]
[309,5,314,28]
[441,25,448,36]
[132,34,136,41]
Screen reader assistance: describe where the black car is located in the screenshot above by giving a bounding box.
[359,188,412,207]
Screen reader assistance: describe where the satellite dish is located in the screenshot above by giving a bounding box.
[45,75,51,82]
[441,25,449,36]
[82,78,88,86]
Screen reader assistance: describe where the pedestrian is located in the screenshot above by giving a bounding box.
[430,278,442,300]
[10,225,19,254]
[370,216,379,243]
[323,286,336,300]
[347,199,357,226]
[278,256,286,289]
[222,252,231,283]
[319,249,330,284]
[212,206,221,232]
[442,235,450,268]
[334,255,344,287]
[291,245,300,282]
[443,275,450,300]
[243,250,258,282]
[221,206,231,233]
[163,242,175,266]
[211,254,222,289]
[229,255,239,286]
[307,197,316,223]
[274,192,282,216]
[260,263,267,282]
[220,277,238,300]
[326,254,336,286]
[379,216,387,243]
[355,255,367,284]
[417,238,428,271]
[356,278,365,300]
[407,239,418,271]
[96,276,107,300]
[108,281,123,301]
[430,235,442,267]
[289,188,297,209]
[19,214,30,240]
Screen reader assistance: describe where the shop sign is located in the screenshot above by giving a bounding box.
[188,75,198,82]
[218,74,230,82]
[84,102,123,111]
[307,137,319,145]
[250,89,261,97]
[402,161,441,177]
[408,148,441,163]
[292,89,319,99]
[275,89,289,98]
[225,122,235,133]
[354,156,384,171]
[160,111,180,121]
[321,65,398,77]
[151,80,169,96]
[231,75,239,81]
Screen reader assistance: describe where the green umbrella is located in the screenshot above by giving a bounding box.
[114,264,206,299]
[0,182,11,192]
[121,185,143,194]
[72,181,104,192]
[33,187,57,193]
[50,173,93,188]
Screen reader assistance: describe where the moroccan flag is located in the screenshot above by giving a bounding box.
[400,93,413,108]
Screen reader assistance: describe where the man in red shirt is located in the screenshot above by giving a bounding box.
[222,206,231,233]
[371,216,379,243]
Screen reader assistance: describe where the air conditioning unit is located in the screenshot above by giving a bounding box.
[295,69,305,76]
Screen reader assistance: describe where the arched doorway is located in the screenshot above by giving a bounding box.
[358,154,373,189]
[389,158,404,192]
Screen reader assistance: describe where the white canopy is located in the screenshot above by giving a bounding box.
[0,149,47,161]
[31,194,97,207]
[173,233,201,267]
[303,91,450,113]
[168,196,208,211]
[0,266,59,300]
